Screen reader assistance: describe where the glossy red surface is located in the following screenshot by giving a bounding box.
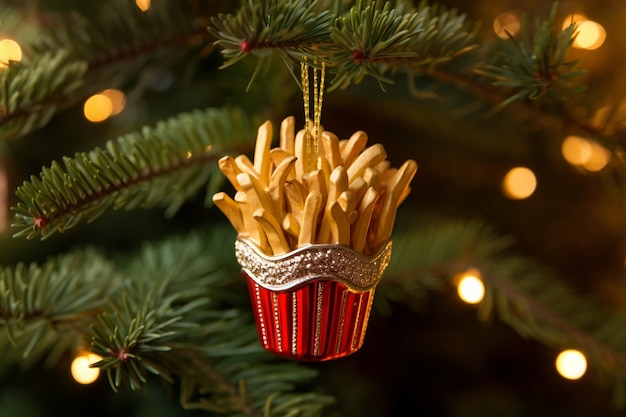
[244,271,375,361]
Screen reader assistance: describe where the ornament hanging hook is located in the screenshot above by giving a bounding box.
[300,57,326,173]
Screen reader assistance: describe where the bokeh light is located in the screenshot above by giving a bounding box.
[561,136,610,171]
[573,21,606,50]
[502,167,537,199]
[83,94,113,122]
[71,352,103,384]
[135,0,151,12]
[555,349,587,380]
[493,12,521,39]
[0,39,23,68]
[562,14,606,50]
[101,89,126,116]
[457,270,485,304]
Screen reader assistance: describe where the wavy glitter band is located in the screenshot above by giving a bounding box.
[235,239,392,292]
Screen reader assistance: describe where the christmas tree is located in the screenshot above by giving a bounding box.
[1,0,626,415]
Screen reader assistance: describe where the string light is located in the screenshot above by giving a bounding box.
[456,269,485,304]
[555,349,587,380]
[135,0,151,12]
[0,38,23,68]
[561,136,610,171]
[502,167,537,200]
[562,14,606,50]
[71,352,102,384]
[83,94,113,122]
[493,12,521,39]
[101,89,126,116]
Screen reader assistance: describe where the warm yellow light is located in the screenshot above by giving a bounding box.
[71,353,102,384]
[502,167,537,199]
[562,13,588,30]
[135,0,151,11]
[555,349,587,380]
[0,39,23,68]
[582,141,610,171]
[573,20,606,50]
[457,271,485,304]
[83,94,113,122]
[101,89,126,115]
[562,135,592,165]
[561,136,610,171]
[493,12,521,39]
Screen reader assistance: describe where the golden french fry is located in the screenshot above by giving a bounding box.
[237,172,276,220]
[298,190,322,247]
[280,116,296,155]
[351,187,379,254]
[329,201,350,246]
[235,191,269,252]
[212,192,244,233]
[363,167,380,190]
[348,177,367,207]
[347,143,387,183]
[317,165,349,243]
[254,208,290,255]
[294,129,307,178]
[284,180,306,222]
[270,148,291,169]
[321,131,342,169]
[268,156,297,219]
[304,169,327,209]
[375,159,418,247]
[218,156,243,191]
[282,213,301,242]
[253,121,273,186]
[341,131,368,168]
[234,154,259,179]
[337,191,355,218]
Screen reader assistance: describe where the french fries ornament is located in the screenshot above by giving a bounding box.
[213,64,417,361]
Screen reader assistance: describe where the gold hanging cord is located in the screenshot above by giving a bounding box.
[300,58,326,172]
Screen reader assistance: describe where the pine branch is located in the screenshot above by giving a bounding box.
[10,106,257,240]
[209,0,479,89]
[383,214,626,405]
[0,249,116,374]
[0,0,229,141]
[89,229,334,416]
[477,3,586,106]
[0,51,87,141]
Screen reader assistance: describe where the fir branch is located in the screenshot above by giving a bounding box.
[384,214,626,405]
[0,249,116,373]
[328,0,479,89]
[0,51,87,141]
[30,0,219,78]
[477,3,586,106]
[209,0,478,89]
[89,229,334,416]
[11,106,257,240]
[209,0,334,68]
[0,0,225,141]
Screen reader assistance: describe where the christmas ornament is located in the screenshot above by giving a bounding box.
[213,63,417,361]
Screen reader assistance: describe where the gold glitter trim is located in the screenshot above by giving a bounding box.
[272,292,282,352]
[236,240,392,291]
[291,292,298,356]
[313,282,324,357]
[336,291,349,355]
[254,283,267,347]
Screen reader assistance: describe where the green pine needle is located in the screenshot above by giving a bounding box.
[10,106,257,240]
[478,3,586,106]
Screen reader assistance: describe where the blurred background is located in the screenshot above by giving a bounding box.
[1,0,626,416]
